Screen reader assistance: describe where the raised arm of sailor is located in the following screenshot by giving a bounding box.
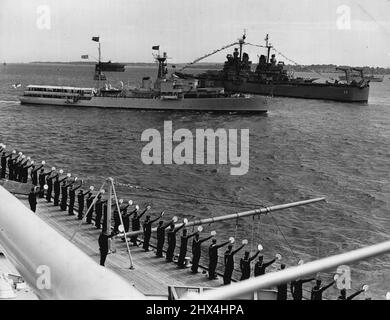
[232,244,245,255]
[347,290,364,300]
[250,250,261,262]
[174,223,186,234]
[263,258,277,268]
[200,235,213,244]
[320,281,335,293]
[216,240,230,249]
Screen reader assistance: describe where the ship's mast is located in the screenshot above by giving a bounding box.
[265,34,272,63]
[156,52,168,79]
[97,40,101,88]
[239,30,246,61]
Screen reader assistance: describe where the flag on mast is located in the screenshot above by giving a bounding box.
[152,45,160,50]
[92,36,100,42]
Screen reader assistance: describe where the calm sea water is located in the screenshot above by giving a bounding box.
[0,63,389,299]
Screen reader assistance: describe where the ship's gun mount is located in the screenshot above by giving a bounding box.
[352,67,366,81]
[336,67,352,83]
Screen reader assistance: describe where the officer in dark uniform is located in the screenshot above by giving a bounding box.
[254,255,278,277]
[291,277,315,300]
[142,212,163,252]
[177,228,198,268]
[98,231,116,267]
[68,181,82,215]
[130,206,149,246]
[165,222,186,262]
[156,219,172,257]
[30,163,43,186]
[85,192,94,224]
[28,187,38,213]
[191,232,214,273]
[311,279,335,300]
[240,250,261,281]
[277,264,288,300]
[223,242,246,285]
[77,189,90,220]
[208,238,230,280]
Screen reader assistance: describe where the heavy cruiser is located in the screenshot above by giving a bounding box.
[176,34,370,103]
[19,52,268,113]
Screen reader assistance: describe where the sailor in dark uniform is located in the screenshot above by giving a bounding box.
[28,187,38,213]
[177,228,198,268]
[156,220,173,257]
[21,160,34,183]
[223,242,246,285]
[277,264,288,300]
[30,163,43,186]
[1,151,8,179]
[120,202,134,233]
[239,250,261,281]
[165,222,186,262]
[53,175,67,206]
[142,212,163,252]
[68,181,82,215]
[113,202,122,233]
[311,279,335,300]
[98,231,116,267]
[14,157,24,182]
[60,179,74,211]
[190,232,214,273]
[130,206,149,246]
[45,170,58,202]
[95,195,104,229]
[7,155,15,180]
[85,192,94,224]
[254,255,277,277]
[77,189,90,220]
[291,277,315,300]
[208,238,230,280]
[101,201,111,233]
[38,168,51,198]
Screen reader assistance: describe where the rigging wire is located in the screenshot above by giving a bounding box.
[114,181,268,209]
[270,214,298,261]
[178,42,239,72]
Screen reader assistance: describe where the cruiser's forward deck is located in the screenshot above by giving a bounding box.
[13,194,226,298]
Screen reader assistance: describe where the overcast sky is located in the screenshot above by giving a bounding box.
[1,0,390,66]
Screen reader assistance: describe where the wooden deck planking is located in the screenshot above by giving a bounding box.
[17,196,224,296]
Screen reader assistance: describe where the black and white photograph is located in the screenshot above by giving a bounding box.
[0,0,389,308]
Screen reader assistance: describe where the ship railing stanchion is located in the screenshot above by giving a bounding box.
[110,178,135,270]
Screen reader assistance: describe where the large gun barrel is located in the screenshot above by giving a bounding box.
[125,197,326,238]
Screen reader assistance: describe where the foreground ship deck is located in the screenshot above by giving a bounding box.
[13,194,226,298]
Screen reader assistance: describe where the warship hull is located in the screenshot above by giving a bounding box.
[208,80,370,102]
[19,95,268,112]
